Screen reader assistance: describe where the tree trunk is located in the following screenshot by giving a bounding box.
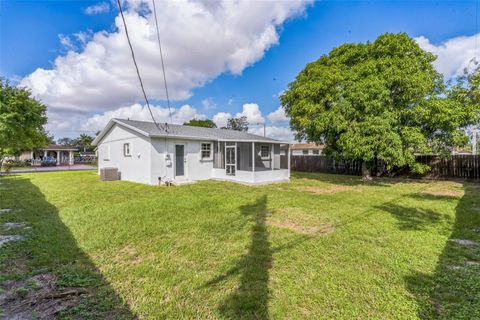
[362,161,372,182]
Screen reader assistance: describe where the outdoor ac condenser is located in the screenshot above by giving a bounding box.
[100,167,119,181]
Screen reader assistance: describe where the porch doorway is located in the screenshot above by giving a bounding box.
[226,144,236,176]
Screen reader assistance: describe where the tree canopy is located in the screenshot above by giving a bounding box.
[0,79,48,165]
[183,118,217,128]
[57,134,95,152]
[281,33,480,176]
[225,116,249,132]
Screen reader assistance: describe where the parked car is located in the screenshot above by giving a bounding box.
[41,156,57,166]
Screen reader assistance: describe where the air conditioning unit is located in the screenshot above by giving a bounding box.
[100,167,119,181]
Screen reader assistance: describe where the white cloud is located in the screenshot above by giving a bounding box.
[58,34,77,51]
[250,125,295,142]
[21,0,312,115]
[415,34,479,78]
[82,103,204,132]
[267,106,289,123]
[201,97,216,110]
[213,112,232,128]
[235,103,265,124]
[84,2,110,15]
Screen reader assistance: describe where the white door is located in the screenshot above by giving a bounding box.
[175,144,186,179]
[225,144,236,176]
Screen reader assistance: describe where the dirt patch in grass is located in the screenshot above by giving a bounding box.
[297,185,361,195]
[115,245,144,266]
[267,220,335,235]
[0,234,25,247]
[0,273,90,319]
[267,207,335,235]
[449,239,478,246]
[421,189,464,198]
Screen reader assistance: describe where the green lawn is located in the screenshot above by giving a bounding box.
[1,171,479,319]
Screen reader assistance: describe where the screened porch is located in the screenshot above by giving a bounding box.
[211,141,290,184]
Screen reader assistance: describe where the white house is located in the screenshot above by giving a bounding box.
[291,143,324,156]
[10,145,77,166]
[92,119,291,185]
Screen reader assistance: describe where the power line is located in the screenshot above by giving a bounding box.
[116,0,161,130]
[152,0,173,126]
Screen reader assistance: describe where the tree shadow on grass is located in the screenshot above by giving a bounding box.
[204,195,271,319]
[0,175,135,319]
[375,202,450,231]
[405,183,480,319]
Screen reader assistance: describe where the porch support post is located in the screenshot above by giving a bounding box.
[69,151,74,165]
[43,150,47,160]
[252,142,255,172]
[30,151,34,160]
[56,151,60,165]
[288,144,291,178]
[271,143,274,170]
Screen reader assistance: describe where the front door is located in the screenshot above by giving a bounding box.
[175,144,185,178]
[225,145,236,176]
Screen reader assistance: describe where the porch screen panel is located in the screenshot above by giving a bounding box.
[236,142,252,171]
[280,144,289,169]
[213,141,225,169]
[274,144,281,169]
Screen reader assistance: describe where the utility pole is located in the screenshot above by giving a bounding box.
[255,122,266,137]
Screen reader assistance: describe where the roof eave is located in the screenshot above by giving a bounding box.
[92,119,150,146]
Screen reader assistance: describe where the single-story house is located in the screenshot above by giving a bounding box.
[92,119,291,185]
[13,145,78,166]
[291,143,324,156]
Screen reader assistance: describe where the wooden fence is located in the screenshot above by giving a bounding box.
[291,155,480,181]
[290,156,363,176]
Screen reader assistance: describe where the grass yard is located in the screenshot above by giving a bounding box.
[1,171,479,319]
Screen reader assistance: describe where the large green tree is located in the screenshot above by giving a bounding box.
[281,33,478,178]
[449,62,480,154]
[184,118,217,128]
[0,79,48,168]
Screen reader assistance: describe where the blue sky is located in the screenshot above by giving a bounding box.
[0,1,478,140]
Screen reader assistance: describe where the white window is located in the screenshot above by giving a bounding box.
[123,143,131,157]
[201,143,212,160]
[104,145,110,161]
[302,149,309,155]
[312,149,320,155]
[260,145,270,159]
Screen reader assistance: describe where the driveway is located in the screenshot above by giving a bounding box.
[7,164,96,173]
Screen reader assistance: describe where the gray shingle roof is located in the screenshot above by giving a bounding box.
[114,119,281,143]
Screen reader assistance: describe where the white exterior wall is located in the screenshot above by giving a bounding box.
[97,125,152,185]
[150,137,214,184]
[292,149,322,155]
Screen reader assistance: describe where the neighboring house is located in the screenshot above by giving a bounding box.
[13,145,78,166]
[291,143,324,156]
[92,119,291,185]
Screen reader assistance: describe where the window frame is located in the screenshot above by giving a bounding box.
[312,149,320,155]
[123,143,131,157]
[260,145,270,159]
[302,149,309,155]
[201,142,212,160]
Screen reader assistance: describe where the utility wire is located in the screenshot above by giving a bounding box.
[116,0,162,130]
[152,0,173,127]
